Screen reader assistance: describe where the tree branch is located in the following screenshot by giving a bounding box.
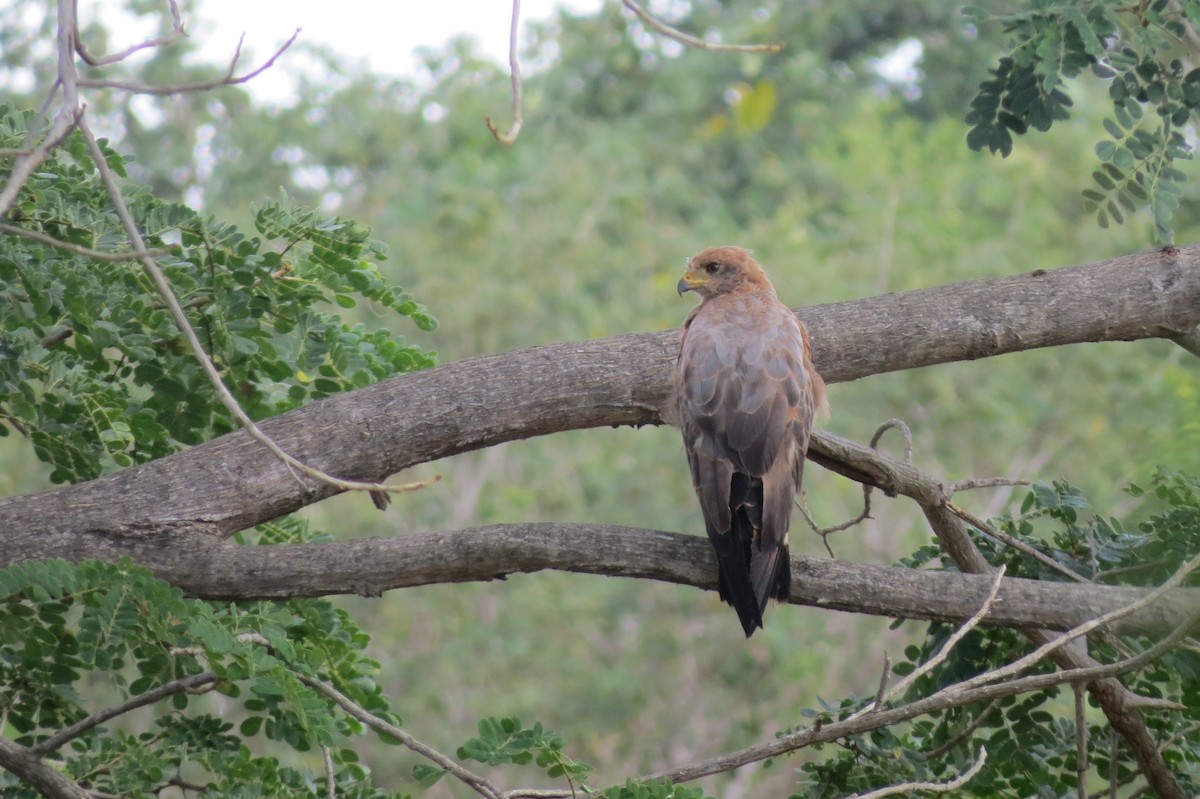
[2,247,1197,554]
[30,672,218,756]
[0,221,173,262]
[297,674,502,799]
[72,0,185,66]
[621,0,784,52]
[852,747,987,798]
[484,0,524,145]
[0,737,91,799]
[76,29,301,96]
[35,522,1192,638]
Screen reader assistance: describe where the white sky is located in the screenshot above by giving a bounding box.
[191,0,602,99]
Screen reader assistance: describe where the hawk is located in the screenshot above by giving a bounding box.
[675,246,825,636]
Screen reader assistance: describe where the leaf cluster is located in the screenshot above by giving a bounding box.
[0,104,435,484]
[0,555,405,798]
[455,716,594,787]
[965,1,1199,241]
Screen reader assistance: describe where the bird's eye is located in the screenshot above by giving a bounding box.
[704,262,720,274]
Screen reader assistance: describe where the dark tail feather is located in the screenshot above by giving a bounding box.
[749,544,791,614]
[710,508,764,637]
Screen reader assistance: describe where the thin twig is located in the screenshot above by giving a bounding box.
[1095,559,1174,582]
[947,477,1031,492]
[485,0,524,144]
[40,328,74,349]
[954,554,1199,694]
[620,0,784,52]
[871,418,913,463]
[321,744,336,799]
[73,0,185,66]
[798,417,916,547]
[1075,683,1089,799]
[923,697,1002,760]
[851,567,1007,720]
[77,30,300,96]
[0,222,172,262]
[851,746,987,798]
[297,674,503,799]
[947,500,1092,584]
[1107,730,1119,799]
[31,672,218,756]
[871,652,892,711]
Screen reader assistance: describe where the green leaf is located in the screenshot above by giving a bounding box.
[412,763,447,788]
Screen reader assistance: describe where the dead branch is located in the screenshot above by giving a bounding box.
[621,0,784,52]
[484,0,524,145]
[72,0,185,66]
[851,747,987,798]
[76,29,300,96]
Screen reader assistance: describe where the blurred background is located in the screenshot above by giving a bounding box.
[2,0,1199,795]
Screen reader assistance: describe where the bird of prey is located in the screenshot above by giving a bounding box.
[675,246,825,636]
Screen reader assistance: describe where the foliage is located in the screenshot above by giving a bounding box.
[0,550,404,798]
[0,104,434,484]
[804,473,1200,798]
[456,716,594,786]
[965,1,1200,241]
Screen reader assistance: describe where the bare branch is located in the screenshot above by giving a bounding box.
[73,0,185,66]
[621,0,784,52]
[76,29,300,96]
[871,651,892,712]
[1075,683,1088,799]
[321,744,337,799]
[871,418,913,463]
[485,0,524,145]
[31,672,218,756]
[852,746,987,798]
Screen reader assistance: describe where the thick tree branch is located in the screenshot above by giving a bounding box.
[1,246,1197,557]
[0,737,90,799]
[81,522,1197,639]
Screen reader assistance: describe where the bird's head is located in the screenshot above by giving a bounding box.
[676,246,770,299]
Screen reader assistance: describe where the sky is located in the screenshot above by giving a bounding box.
[190,0,602,100]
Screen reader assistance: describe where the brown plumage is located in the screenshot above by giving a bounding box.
[675,246,825,636]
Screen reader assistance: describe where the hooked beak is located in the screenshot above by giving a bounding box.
[677,273,699,296]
